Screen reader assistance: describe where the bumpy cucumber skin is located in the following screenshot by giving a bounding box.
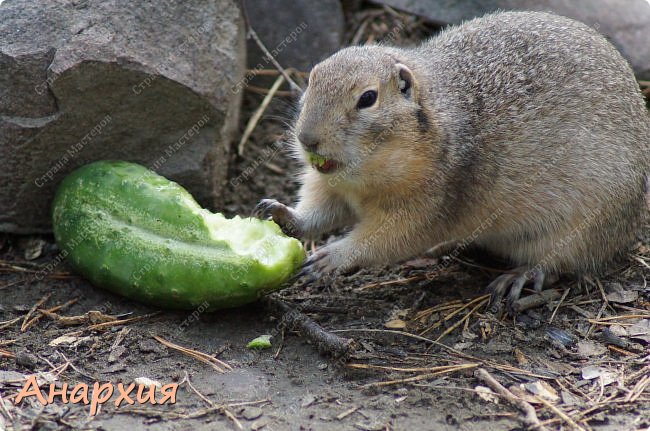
[52,161,305,310]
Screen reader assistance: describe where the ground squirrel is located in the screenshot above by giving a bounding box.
[254,11,650,306]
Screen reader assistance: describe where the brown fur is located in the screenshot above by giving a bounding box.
[258,11,650,278]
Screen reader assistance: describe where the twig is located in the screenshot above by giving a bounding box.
[248,28,301,92]
[245,68,308,77]
[238,74,285,156]
[435,298,488,342]
[153,335,232,373]
[419,295,488,336]
[548,288,570,323]
[0,348,15,358]
[0,316,21,331]
[534,396,586,431]
[245,84,294,97]
[0,391,14,420]
[57,350,98,381]
[266,297,355,358]
[511,289,562,313]
[181,371,243,429]
[23,298,79,331]
[363,363,478,388]
[20,293,51,331]
[86,312,159,331]
[238,0,301,93]
[475,368,548,431]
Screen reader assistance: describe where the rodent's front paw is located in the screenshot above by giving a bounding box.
[299,242,359,278]
[252,199,302,237]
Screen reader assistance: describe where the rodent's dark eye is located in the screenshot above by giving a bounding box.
[357,90,377,109]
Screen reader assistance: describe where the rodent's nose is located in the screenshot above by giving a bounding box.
[298,131,319,152]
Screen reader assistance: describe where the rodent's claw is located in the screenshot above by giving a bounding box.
[252,199,302,237]
[487,267,552,314]
[252,198,280,219]
[299,242,358,279]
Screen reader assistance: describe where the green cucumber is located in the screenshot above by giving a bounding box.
[52,161,305,310]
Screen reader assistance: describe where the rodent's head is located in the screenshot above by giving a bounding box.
[292,45,427,183]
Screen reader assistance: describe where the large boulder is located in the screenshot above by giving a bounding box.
[241,0,345,72]
[0,0,245,233]
[372,0,650,80]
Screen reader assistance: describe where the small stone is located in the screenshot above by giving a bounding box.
[242,406,263,421]
[250,418,270,431]
[15,351,38,369]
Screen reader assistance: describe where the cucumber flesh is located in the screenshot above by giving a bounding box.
[52,161,305,310]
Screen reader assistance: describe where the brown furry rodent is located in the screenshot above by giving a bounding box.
[254,11,650,306]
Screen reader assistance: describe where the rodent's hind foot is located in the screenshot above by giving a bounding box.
[299,241,360,280]
[252,198,303,238]
[487,267,555,313]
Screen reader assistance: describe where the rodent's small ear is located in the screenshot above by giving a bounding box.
[396,63,415,99]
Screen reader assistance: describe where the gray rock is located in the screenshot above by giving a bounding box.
[372,0,650,80]
[0,0,245,233]
[242,0,344,71]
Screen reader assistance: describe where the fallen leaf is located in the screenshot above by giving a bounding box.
[577,340,607,357]
[581,366,617,386]
[560,390,582,407]
[475,385,499,404]
[524,381,559,402]
[628,320,650,343]
[49,334,92,347]
[134,377,162,389]
[514,348,529,365]
[384,319,406,329]
[609,324,628,338]
[606,289,638,304]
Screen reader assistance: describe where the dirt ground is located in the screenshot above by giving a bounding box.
[2,5,650,431]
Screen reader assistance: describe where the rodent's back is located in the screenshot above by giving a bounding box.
[412,11,650,273]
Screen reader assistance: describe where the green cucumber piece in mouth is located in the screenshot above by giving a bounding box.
[306,151,338,173]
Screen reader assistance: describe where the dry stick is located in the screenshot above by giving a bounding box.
[0,348,15,358]
[625,374,650,403]
[587,302,608,338]
[0,391,13,420]
[181,371,243,430]
[589,314,650,322]
[511,289,562,313]
[534,396,587,431]
[435,298,488,342]
[86,312,158,331]
[420,295,488,336]
[348,363,479,373]
[0,316,21,331]
[248,28,301,92]
[363,363,479,388]
[20,293,51,331]
[548,288,571,324]
[357,274,430,291]
[238,0,301,93]
[474,368,548,431]
[57,350,99,381]
[334,328,553,379]
[245,84,294,97]
[336,405,360,420]
[238,74,285,156]
[152,335,232,373]
[266,297,355,358]
[120,399,269,420]
[245,68,308,77]
[23,298,79,331]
